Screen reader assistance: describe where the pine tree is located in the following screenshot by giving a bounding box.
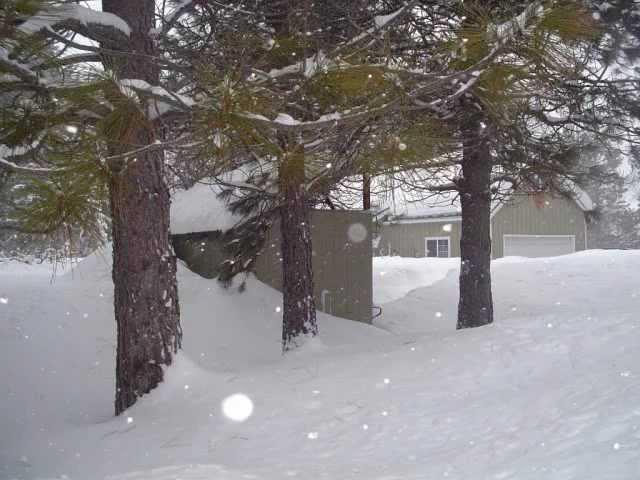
[171,0,405,350]
[362,1,605,329]
[0,0,197,414]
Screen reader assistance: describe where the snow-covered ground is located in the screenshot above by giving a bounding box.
[1,250,640,479]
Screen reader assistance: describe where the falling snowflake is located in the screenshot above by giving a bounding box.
[307,431,319,440]
[126,417,133,424]
[0,297,8,304]
[383,378,391,385]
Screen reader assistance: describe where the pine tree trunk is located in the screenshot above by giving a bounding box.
[279,149,317,350]
[457,116,494,329]
[363,173,371,210]
[102,0,182,415]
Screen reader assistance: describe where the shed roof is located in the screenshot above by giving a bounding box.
[170,181,242,235]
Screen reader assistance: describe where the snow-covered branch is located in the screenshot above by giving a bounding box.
[118,79,195,120]
[19,4,131,47]
[159,0,195,36]
[0,157,60,176]
[489,2,544,45]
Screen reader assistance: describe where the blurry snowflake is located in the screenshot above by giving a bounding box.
[221,393,254,422]
[347,223,368,243]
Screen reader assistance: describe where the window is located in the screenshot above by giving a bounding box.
[425,237,450,258]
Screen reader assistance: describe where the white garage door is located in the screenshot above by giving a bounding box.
[503,235,575,258]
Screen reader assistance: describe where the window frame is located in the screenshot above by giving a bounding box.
[425,236,451,258]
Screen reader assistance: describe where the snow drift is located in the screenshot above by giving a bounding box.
[1,250,640,479]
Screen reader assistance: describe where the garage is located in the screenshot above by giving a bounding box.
[503,235,575,258]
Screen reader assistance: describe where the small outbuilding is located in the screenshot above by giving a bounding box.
[170,182,373,324]
[376,189,595,259]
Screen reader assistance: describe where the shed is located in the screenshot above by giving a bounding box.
[170,183,373,323]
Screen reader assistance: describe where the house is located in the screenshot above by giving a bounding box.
[170,182,373,323]
[375,189,595,259]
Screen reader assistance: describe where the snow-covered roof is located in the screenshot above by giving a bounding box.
[375,182,595,222]
[374,190,464,220]
[561,182,595,212]
[170,182,242,235]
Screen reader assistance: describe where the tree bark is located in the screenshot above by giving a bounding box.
[457,115,494,329]
[279,149,317,350]
[102,0,182,415]
[363,173,371,210]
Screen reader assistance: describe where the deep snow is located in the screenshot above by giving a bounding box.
[1,250,640,479]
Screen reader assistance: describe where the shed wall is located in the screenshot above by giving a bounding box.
[255,210,373,324]
[172,210,373,324]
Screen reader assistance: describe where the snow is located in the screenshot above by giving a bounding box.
[491,2,543,44]
[561,180,595,212]
[19,5,131,37]
[2,249,640,479]
[118,79,194,120]
[170,182,242,234]
[367,180,595,222]
[165,0,193,25]
[373,7,406,29]
[373,256,459,304]
[273,113,300,126]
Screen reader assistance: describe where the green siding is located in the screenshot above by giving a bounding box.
[377,219,461,257]
[376,194,587,259]
[491,194,586,258]
[254,210,373,324]
[173,210,373,324]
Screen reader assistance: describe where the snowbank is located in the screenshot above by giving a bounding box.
[373,256,458,304]
[1,250,640,479]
